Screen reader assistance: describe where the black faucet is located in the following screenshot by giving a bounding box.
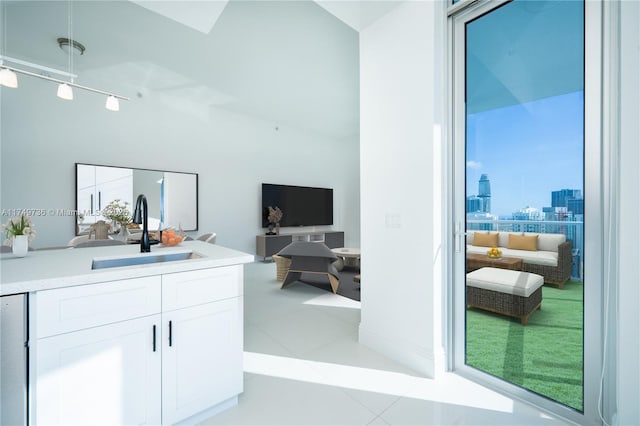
[133,194,151,253]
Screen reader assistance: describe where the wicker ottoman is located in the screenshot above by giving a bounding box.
[272,255,291,282]
[466,267,543,325]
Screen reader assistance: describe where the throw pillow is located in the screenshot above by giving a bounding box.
[473,232,499,247]
[508,234,538,251]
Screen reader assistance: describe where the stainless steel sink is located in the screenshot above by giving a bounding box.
[92,250,203,270]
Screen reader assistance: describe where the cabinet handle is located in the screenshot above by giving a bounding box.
[98,191,102,211]
[90,194,94,214]
[153,325,157,352]
[169,320,173,347]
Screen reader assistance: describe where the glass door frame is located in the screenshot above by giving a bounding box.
[447,1,603,423]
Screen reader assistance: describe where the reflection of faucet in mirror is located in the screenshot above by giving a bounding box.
[75,164,199,236]
[133,194,151,253]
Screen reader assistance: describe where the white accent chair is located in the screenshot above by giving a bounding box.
[74,240,126,248]
[68,235,116,247]
[196,233,216,244]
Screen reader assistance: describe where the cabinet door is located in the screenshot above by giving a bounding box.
[162,298,242,424]
[34,315,161,426]
[77,186,96,222]
[324,232,345,249]
[91,165,133,218]
[95,176,133,215]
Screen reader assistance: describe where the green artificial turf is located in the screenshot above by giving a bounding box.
[466,280,584,411]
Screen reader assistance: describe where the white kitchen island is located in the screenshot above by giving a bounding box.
[0,241,253,426]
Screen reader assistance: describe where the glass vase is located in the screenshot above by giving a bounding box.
[118,223,130,242]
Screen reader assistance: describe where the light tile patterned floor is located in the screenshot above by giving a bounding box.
[200,262,569,426]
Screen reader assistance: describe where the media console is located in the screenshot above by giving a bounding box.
[256,231,344,260]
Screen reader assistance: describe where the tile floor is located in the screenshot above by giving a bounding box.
[200,261,569,426]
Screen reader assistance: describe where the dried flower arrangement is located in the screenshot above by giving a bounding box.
[267,206,283,224]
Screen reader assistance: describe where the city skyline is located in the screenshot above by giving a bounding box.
[467,178,583,220]
[466,91,584,218]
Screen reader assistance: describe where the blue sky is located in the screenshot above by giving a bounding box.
[466,91,584,218]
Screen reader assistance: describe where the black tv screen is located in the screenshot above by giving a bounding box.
[262,183,333,227]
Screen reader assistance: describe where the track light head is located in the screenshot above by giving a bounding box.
[57,82,73,100]
[0,68,18,88]
[105,95,119,111]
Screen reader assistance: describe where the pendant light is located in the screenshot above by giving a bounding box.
[0,67,18,88]
[105,95,119,111]
[57,82,73,100]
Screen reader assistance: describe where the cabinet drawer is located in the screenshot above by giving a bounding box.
[34,276,161,338]
[162,266,242,311]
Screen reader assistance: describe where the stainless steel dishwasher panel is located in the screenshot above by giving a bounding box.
[1,293,28,426]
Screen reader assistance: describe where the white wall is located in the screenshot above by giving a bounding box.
[0,76,360,253]
[617,1,640,423]
[359,1,444,377]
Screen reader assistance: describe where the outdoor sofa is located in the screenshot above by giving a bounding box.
[467,231,572,288]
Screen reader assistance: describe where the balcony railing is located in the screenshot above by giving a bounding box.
[467,219,584,280]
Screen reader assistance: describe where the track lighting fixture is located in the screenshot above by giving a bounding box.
[0,0,128,111]
[0,56,129,110]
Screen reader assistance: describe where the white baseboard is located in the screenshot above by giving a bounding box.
[358,324,442,378]
[175,395,238,425]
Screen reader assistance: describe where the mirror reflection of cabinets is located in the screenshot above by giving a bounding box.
[75,163,198,235]
[77,166,133,222]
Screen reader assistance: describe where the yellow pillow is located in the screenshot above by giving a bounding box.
[473,232,498,247]
[508,234,538,251]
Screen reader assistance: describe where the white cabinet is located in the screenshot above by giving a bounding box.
[31,266,244,425]
[34,315,162,426]
[160,266,243,424]
[162,298,242,424]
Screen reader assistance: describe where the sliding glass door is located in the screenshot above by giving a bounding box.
[451,0,602,422]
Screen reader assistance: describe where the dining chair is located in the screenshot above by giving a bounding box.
[196,233,217,244]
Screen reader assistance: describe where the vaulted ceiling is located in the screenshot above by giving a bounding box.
[3,0,402,139]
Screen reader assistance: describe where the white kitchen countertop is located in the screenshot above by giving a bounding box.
[0,241,254,296]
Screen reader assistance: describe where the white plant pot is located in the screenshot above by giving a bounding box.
[12,235,28,257]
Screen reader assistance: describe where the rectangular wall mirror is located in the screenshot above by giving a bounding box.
[75,163,198,234]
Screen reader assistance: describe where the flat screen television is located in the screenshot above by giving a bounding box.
[262,183,333,227]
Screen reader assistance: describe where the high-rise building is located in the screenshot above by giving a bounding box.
[551,189,582,208]
[512,206,542,221]
[466,196,482,213]
[567,198,584,215]
[478,174,491,213]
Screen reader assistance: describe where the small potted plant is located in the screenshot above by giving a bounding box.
[2,214,36,257]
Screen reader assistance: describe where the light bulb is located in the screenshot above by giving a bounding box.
[0,68,18,88]
[105,95,119,111]
[57,83,73,100]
